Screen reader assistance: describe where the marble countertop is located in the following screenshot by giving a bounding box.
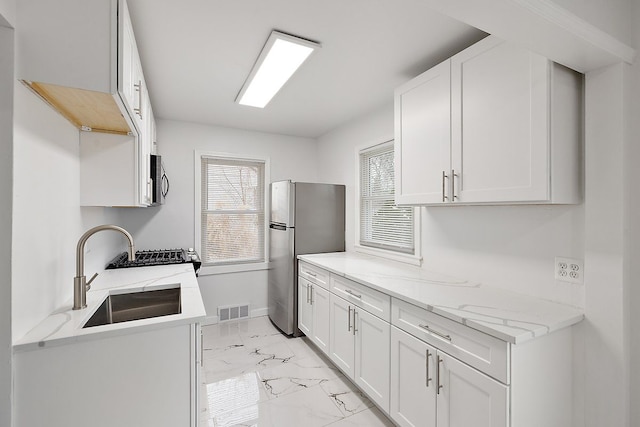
[13,264,206,352]
[298,252,584,344]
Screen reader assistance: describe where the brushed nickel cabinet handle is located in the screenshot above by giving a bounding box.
[352,309,357,336]
[200,329,204,368]
[346,289,362,299]
[442,171,449,202]
[348,305,352,331]
[307,271,317,277]
[436,355,443,394]
[452,169,459,200]
[306,283,310,304]
[310,285,314,305]
[418,324,452,341]
[426,349,432,387]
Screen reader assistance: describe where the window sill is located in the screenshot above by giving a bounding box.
[199,262,269,276]
[354,245,423,266]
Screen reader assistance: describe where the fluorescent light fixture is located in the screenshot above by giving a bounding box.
[236,31,321,108]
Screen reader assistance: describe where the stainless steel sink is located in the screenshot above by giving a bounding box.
[83,287,181,328]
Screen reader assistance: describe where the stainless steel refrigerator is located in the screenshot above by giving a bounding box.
[268,180,345,336]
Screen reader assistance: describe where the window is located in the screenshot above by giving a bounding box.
[198,154,266,267]
[359,141,415,255]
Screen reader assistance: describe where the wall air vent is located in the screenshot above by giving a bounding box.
[218,304,250,322]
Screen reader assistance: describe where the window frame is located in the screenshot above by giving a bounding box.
[194,150,270,276]
[355,139,422,266]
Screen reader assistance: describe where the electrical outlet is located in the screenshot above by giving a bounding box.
[555,257,584,284]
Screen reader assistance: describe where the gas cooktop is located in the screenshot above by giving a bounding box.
[106,248,201,275]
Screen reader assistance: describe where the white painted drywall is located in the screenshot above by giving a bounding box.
[0,21,13,427]
[12,82,129,341]
[629,5,640,427]
[312,104,395,255]
[317,104,585,307]
[551,0,631,45]
[118,119,319,319]
[579,62,629,427]
[0,0,14,28]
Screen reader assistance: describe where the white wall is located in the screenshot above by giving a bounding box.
[0,21,13,427]
[628,2,640,424]
[580,63,629,427]
[0,0,15,28]
[551,0,631,45]
[317,105,585,307]
[315,104,395,253]
[12,82,128,341]
[118,119,319,320]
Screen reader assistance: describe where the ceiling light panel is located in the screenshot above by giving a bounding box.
[236,31,321,108]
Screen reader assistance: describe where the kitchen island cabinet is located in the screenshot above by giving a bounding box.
[13,264,206,427]
[298,252,582,427]
[395,35,582,205]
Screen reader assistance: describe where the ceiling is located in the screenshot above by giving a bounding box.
[127,0,486,139]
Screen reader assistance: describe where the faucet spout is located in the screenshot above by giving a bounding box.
[73,225,136,310]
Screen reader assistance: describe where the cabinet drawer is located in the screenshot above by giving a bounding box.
[330,276,391,322]
[392,298,509,383]
[298,262,330,290]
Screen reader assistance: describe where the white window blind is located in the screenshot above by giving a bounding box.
[201,156,265,266]
[359,142,414,254]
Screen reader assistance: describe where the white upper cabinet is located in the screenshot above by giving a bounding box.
[395,36,582,205]
[18,0,155,207]
[395,60,451,205]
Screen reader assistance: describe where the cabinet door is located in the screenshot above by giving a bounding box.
[451,37,550,203]
[436,352,508,427]
[297,278,312,336]
[138,87,152,206]
[311,285,330,355]
[390,327,437,427]
[354,308,390,412]
[118,0,140,119]
[395,59,452,205]
[191,323,201,427]
[329,293,355,378]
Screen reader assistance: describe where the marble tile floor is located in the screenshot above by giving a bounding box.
[200,315,395,427]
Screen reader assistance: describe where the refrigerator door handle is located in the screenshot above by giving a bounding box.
[269,223,287,231]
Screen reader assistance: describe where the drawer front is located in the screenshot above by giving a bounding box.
[298,262,330,290]
[330,275,391,322]
[391,298,509,384]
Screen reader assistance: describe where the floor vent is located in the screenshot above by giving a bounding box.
[218,304,250,322]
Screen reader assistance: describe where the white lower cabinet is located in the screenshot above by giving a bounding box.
[329,292,356,377]
[354,307,391,413]
[391,327,507,427]
[329,292,390,412]
[299,261,574,427]
[437,350,508,427]
[298,276,330,355]
[311,285,330,353]
[14,323,201,427]
[298,278,313,336]
[390,326,437,427]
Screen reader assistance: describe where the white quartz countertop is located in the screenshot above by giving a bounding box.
[13,264,206,352]
[298,252,584,344]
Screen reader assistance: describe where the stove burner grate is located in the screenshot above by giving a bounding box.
[106,248,201,275]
